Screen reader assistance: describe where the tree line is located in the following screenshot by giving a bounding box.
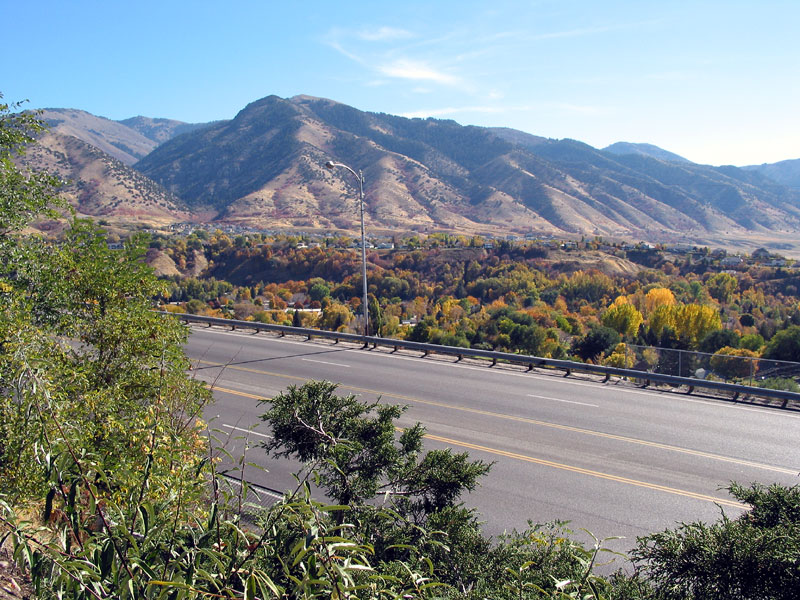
[157,232,800,387]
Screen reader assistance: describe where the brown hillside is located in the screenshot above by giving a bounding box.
[19,132,190,227]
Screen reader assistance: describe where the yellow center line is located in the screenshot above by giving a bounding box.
[210,383,743,509]
[420,432,745,509]
[197,360,797,476]
[211,386,265,400]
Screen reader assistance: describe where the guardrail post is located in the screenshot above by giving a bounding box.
[527,363,534,371]
[392,345,399,353]
[732,392,740,401]
[686,386,694,395]
[423,350,429,357]
[602,373,610,383]
[279,331,285,337]
[563,369,570,377]
[230,324,236,331]
[456,354,463,362]
[491,357,497,366]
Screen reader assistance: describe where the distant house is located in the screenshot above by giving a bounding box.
[106,242,124,250]
[288,293,309,307]
[720,256,743,267]
[752,248,771,261]
[766,259,787,267]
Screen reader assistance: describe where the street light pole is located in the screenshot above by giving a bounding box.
[324,161,369,340]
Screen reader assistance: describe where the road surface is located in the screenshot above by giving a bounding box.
[185,325,800,560]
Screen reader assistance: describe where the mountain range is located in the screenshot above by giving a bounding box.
[20,98,800,251]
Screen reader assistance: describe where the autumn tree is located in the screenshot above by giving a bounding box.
[319,301,353,331]
[647,304,678,340]
[672,304,722,349]
[644,287,676,315]
[601,300,644,338]
[706,272,738,304]
[710,346,759,380]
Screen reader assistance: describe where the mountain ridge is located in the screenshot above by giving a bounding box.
[19,96,800,252]
[133,95,800,241]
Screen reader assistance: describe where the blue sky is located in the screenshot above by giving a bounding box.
[3,0,798,166]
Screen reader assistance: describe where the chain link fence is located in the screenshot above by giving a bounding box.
[622,344,800,389]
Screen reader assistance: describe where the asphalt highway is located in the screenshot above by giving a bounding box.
[185,325,800,560]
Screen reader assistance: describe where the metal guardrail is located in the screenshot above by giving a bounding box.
[164,312,800,409]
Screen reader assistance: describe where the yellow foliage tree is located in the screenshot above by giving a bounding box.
[319,303,353,331]
[603,343,635,368]
[601,302,644,338]
[648,304,677,339]
[644,287,676,316]
[673,304,722,348]
[710,346,759,380]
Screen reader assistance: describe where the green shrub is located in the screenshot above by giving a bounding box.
[758,377,800,392]
[631,483,800,600]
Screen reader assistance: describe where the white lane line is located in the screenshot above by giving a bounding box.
[527,394,598,408]
[301,358,350,368]
[221,423,272,439]
[191,327,800,419]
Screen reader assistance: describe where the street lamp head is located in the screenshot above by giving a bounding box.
[324,161,335,170]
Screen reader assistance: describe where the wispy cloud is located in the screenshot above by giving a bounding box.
[378,59,460,85]
[356,26,413,42]
[324,38,369,67]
